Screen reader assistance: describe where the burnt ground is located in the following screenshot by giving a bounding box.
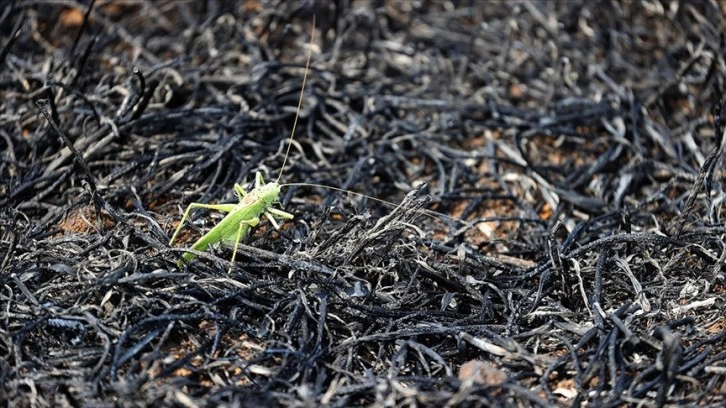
[1,1,726,407]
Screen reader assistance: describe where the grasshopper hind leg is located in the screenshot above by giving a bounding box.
[169,203,236,246]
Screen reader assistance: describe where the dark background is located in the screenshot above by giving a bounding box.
[1,1,725,406]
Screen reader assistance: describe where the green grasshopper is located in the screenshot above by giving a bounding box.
[169,19,446,273]
[168,173,294,272]
[168,20,314,273]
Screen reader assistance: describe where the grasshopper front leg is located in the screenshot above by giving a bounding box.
[264,207,294,229]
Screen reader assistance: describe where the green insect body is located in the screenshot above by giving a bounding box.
[168,172,293,272]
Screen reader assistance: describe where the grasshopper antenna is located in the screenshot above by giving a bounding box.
[278,16,315,183]
[283,182,471,227]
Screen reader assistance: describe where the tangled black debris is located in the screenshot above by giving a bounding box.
[1,1,725,407]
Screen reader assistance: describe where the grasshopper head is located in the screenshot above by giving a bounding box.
[257,180,281,206]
